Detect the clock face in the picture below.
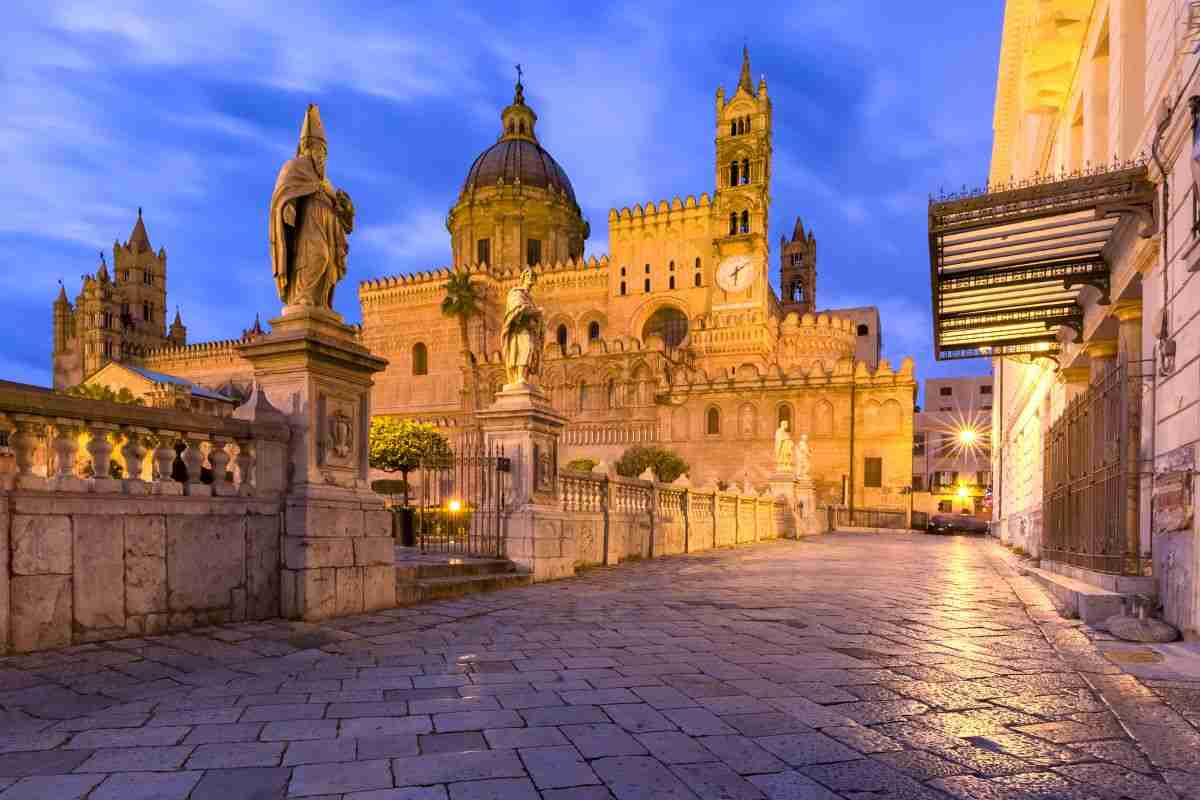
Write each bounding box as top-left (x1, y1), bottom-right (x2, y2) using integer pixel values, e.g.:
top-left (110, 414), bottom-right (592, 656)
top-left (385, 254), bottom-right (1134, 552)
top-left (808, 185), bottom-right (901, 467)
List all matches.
top-left (716, 255), bottom-right (756, 293)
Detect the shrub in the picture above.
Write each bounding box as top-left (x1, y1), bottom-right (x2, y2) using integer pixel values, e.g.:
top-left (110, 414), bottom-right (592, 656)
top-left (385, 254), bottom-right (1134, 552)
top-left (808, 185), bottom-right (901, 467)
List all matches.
top-left (369, 418), bottom-right (453, 505)
top-left (566, 457), bottom-right (597, 473)
top-left (615, 446), bottom-right (688, 483)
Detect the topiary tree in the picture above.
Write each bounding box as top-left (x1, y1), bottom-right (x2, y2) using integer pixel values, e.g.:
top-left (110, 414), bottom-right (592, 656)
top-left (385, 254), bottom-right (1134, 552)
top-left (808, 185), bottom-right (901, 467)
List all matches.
top-left (565, 457), bottom-right (597, 473)
top-left (615, 445), bottom-right (688, 484)
top-left (368, 418), bottom-right (453, 506)
top-left (63, 383), bottom-right (144, 405)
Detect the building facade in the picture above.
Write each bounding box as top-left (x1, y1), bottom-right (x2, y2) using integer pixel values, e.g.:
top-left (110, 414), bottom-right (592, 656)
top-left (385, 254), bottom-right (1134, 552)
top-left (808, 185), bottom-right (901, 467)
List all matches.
top-left (930, 0), bottom-right (1200, 636)
top-left (912, 375), bottom-right (993, 516)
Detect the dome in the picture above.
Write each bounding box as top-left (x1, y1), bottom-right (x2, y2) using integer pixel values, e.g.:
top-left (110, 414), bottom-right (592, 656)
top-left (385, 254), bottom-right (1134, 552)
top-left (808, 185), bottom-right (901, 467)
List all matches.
top-left (462, 138), bottom-right (577, 207)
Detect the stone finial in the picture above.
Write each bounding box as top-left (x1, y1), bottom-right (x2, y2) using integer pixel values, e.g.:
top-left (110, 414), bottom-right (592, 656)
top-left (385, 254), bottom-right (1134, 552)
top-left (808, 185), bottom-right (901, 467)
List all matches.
top-left (232, 381), bottom-right (287, 424)
top-left (638, 467), bottom-right (656, 482)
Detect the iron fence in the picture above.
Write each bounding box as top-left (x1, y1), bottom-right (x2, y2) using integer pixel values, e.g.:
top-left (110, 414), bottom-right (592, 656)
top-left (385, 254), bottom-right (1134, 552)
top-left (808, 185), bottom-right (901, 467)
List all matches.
top-left (412, 437), bottom-right (510, 558)
top-left (829, 506), bottom-right (908, 530)
top-left (1042, 361), bottom-right (1146, 575)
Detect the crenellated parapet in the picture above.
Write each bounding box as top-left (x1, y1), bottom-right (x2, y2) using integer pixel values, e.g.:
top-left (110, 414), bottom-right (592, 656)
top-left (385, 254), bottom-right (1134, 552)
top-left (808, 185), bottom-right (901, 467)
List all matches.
top-left (608, 194), bottom-right (713, 236)
top-left (359, 256), bottom-right (612, 308)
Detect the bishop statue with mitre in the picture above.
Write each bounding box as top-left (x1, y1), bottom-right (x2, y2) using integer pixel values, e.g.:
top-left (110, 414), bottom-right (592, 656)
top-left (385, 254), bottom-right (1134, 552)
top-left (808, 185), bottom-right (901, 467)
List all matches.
top-left (269, 104), bottom-right (355, 310)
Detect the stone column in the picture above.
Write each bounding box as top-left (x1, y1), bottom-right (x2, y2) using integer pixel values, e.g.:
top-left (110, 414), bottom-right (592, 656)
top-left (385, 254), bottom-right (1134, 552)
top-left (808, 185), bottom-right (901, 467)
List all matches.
top-left (238, 306), bottom-right (394, 620)
top-left (1085, 338), bottom-right (1119, 383)
top-left (476, 383), bottom-right (573, 581)
top-left (1057, 366), bottom-right (1090, 406)
top-left (1113, 300), bottom-right (1147, 566)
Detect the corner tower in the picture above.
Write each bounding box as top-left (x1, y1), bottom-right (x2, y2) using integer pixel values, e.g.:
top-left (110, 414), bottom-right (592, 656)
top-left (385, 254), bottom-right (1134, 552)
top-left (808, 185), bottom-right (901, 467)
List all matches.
top-left (712, 46), bottom-right (772, 305)
top-left (780, 217), bottom-right (816, 314)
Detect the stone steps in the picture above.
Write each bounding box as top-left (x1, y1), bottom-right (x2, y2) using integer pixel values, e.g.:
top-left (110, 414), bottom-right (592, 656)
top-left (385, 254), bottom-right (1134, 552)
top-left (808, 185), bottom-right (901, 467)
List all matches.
top-left (394, 559), bottom-right (531, 606)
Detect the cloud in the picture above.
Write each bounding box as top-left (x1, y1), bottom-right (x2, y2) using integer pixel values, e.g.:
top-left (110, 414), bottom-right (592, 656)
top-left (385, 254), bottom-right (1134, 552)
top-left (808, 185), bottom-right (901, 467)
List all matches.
top-left (357, 209), bottom-right (452, 273)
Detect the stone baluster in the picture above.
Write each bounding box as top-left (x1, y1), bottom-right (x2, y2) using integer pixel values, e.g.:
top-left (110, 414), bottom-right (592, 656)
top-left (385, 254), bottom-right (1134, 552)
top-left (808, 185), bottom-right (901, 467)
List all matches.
top-left (151, 430), bottom-right (177, 483)
top-left (86, 422), bottom-right (120, 491)
top-left (208, 437), bottom-right (234, 496)
top-left (235, 437), bottom-right (256, 494)
top-left (182, 433), bottom-right (208, 495)
top-left (120, 426), bottom-right (150, 486)
top-left (51, 418), bottom-right (84, 484)
top-left (10, 414), bottom-right (47, 488)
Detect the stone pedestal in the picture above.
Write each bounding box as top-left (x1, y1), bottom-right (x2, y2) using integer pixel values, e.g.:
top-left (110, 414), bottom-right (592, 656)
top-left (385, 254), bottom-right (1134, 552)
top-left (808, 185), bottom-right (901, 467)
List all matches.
top-left (769, 472), bottom-right (822, 537)
top-left (238, 306), bottom-right (395, 620)
top-left (476, 383), bottom-right (573, 581)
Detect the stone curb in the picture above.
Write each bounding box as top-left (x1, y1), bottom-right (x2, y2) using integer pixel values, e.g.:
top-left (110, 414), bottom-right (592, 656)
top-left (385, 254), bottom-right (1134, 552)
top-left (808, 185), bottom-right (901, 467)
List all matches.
top-left (983, 541), bottom-right (1200, 796)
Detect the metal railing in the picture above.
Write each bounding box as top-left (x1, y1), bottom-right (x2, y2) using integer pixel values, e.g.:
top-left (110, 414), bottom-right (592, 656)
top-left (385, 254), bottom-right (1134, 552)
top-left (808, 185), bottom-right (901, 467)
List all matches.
top-left (1043, 362), bottom-right (1146, 575)
top-left (412, 439), bottom-right (509, 558)
top-left (829, 506), bottom-right (908, 530)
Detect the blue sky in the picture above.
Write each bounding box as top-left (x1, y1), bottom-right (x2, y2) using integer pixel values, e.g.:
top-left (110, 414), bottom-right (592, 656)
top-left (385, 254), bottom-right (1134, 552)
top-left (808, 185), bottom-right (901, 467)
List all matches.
top-left (1, 1), bottom-right (1003, 393)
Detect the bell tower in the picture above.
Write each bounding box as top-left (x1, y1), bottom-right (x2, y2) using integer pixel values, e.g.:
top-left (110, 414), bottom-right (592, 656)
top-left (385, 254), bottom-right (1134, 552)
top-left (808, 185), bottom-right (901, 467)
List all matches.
top-left (712, 47), bottom-right (772, 306)
top-left (780, 217), bottom-right (816, 314)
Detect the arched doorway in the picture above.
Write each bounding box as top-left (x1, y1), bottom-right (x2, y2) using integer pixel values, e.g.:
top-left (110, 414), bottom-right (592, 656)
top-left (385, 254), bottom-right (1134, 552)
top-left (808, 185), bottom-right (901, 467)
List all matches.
top-left (642, 306), bottom-right (688, 348)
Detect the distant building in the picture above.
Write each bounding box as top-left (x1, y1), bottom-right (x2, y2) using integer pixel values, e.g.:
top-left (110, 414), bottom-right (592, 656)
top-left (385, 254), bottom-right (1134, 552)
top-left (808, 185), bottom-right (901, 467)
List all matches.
top-left (912, 375), bottom-right (993, 516)
top-left (83, 362), bottom-right (238, 417)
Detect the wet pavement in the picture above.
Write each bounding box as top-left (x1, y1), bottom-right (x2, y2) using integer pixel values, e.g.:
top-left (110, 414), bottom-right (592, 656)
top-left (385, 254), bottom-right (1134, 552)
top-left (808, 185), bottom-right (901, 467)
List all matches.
top-left (0, 532), bottom-right (1196, 798)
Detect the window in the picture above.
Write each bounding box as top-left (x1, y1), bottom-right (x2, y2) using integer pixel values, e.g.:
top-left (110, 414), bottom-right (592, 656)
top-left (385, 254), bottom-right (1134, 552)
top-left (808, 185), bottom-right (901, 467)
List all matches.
top-left (644, 278), bottom-right (651, 292)
top-left (728, 213), bottom-right (737, 236)
top-left (790, 282), bottom-right (805, 303)
top-left (737, 118), bottom-right (745, 135)
top-left (120, 270), bottom-right (130, 282)
top-left (939, 386), bottom-right (953, 396)
top-left (103, 340), bottom-right (112, 358)
top-left (669, 260), bottom-right (675, 272)
top-left (476, 238), bottom-right (490, 265)
top-left (412, 342), bottom-right (428, 376)
top-left (739, 210), bottom-right (749, 234)
top-left (669, 276), bottom-right (676, 289)
top-left (121, 302), bottom-right (130, 317)
top-left (694, 272), bottom-right (702, 287)
top-left (143, 270), bottom-right (153, 285)
top-left (741, 159), bottom-right (749, 184)
top-left (102, 312), bottom-right (113, 330)
top-left (912, 475), bottom-right (925, 491)
top-left (588, 321), bottom-right (600, 341)
top-left (977, 471), bottom-right (992, 487)
top-left (706, 407), bottom-right (721, 435)
top-left (913, 433), bottom-right (925, 456)
top-left (791, 253), bottom-right (802, 266)
top-left (980, 385), bottom-right (992, 395)
top-left (864, 457), bottom-right (883, 488)
top-left (695, 257), bottom-right (701, 271)
top-left (143, 302), bottom-right (151, 321)
top-left (777, 404), bottom-right (793, 428)
top-left (620, 266), bottom-right (626, 276)
top-left (856, 324), bottom-right (869, 336)
top-left (526, 238), bottom-right (541, 267)
top-left (619, 281), bottom-right (626, 295)
top-left (729, 162), bottom-right (739, 186)
top-left (745, 117), bottom-right (751, 132)
top-left (730, 121), bottom-right (737, 137)
top-left (644, 263), bottom-right (650, 273)
top-left (938, 500), bottom-right (953, 513)
top-left (556, 324), bottom-right (568, 350)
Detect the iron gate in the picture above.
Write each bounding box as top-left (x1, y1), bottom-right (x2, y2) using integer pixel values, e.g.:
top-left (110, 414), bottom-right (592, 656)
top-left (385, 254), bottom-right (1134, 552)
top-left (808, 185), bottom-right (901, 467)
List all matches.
top-left (1042, 361), bottom-right (1146, 575)
top-left (413, 436), bottom-right (510, 558)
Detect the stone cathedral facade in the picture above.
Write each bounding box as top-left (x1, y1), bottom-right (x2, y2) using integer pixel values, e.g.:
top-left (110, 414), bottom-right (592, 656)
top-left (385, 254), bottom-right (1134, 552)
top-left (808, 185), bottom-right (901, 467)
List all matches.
top-left (51, 50), bottom-right (917, 506)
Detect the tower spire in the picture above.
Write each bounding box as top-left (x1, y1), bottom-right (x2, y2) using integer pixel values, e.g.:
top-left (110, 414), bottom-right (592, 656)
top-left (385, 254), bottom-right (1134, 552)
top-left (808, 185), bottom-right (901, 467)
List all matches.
top-left (738, 45), bottom-right (754, 95)
top-left (128, 207), bottom-right (152, 253)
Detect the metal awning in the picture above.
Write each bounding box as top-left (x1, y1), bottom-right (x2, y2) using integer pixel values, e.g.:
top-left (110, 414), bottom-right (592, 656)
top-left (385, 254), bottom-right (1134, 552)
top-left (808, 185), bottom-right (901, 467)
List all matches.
top-left (928, 162), bottom-right (1156, 361)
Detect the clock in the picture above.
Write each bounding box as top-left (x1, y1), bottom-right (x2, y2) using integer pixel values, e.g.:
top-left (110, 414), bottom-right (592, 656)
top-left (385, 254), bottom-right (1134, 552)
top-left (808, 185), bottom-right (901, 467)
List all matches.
top-left (716, 255), bottom-right (756, 293)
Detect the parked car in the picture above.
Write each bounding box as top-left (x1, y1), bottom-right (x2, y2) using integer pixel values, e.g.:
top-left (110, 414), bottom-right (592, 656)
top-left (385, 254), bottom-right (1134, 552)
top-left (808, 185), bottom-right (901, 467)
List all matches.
top-left (927, 513), bottom-right (989, 535)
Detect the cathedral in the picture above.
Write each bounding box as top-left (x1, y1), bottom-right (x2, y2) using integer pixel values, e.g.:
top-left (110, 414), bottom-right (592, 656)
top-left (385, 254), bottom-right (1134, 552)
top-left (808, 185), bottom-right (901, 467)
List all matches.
top-left (51, 50), bottom-right (916, 506)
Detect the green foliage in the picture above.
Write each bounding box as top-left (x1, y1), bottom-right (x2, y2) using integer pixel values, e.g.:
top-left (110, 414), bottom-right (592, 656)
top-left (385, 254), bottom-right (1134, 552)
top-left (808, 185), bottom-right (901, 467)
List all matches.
top-left (441, 271), bottom-right (480, 357)
top-left (615, 446), bottom-right (688, 484)
top-left (63, 383), bottom-right (144, 405)
top-left (368, 418), bottom-right (452, 476)
top-left (565, 457), bottom-right (597, 473)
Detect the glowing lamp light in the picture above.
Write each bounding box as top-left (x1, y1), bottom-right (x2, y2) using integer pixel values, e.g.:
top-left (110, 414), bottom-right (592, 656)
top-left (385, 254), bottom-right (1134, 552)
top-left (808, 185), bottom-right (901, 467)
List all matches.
top-left (957, 485), bottom-right (970, 499)
top-left (447, 499), bottom-right (462, 513)
top-left (957, 428), bottom-right (977, 445)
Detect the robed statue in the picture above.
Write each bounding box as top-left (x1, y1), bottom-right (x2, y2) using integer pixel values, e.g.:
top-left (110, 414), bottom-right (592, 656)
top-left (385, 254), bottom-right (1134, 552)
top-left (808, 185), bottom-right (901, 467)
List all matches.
top-left (502, 269), bottom-right (545, 387)
top-left (269, 104), bottom-right (355, 309)
top-left (794, 433), bottom-right (812, 481)
top-left (774, 420), bottom-right (794, 472)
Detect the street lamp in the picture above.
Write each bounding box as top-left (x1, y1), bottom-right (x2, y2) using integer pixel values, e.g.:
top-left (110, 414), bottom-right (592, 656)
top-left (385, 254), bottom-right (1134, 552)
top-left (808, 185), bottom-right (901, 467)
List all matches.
top-left (957, 428), bottom-right (977, 446)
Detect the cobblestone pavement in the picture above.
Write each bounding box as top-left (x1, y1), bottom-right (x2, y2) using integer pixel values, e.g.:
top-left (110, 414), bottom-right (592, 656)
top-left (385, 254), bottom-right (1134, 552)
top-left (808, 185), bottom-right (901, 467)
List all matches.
top-left (0, 532), bottom-right (1197, 799)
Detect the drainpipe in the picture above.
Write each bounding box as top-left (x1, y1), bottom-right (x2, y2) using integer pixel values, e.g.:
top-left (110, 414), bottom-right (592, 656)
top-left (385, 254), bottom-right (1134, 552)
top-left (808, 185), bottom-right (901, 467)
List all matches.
top-left (848, 377), bottom-right (857, 517)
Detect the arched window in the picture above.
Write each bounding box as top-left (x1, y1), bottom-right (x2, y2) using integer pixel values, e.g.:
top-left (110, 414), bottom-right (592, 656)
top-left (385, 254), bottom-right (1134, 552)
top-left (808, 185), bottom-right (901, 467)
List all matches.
top-left (729, 161), bottom-right (739, 186)
top-left (706, 407), bottom-right (721, 435)
top-left (619, 281), bottom-right (626, 296)
top-left (740, 210), bottom-right (749, 234)
top-left (556, 324), bottom-right (568, 350)
top-left (588, 321), bottom-right (600, 341)
top-left (507, 121), bottom-right (514, 134)
top-left (642, 306), bottom-right (688, 348)
top-left (791, 282), bottom-right (805, 302)
top-left (644, 278), bottom-right (651, 292)
top-left (412, 342), bottom-right (428, 375)
top-left (745, 117), bottom-right (751, 132)
top-left (143, 301), bottom-right (152, 321)
top-left (737, 118), bottom-right (745, 135)
top-left (778, 403), bottom-right (793, 429)
top-left (694, 272), bottom-right (702, 287)
top-left (669, 260), bottom-right (675, 272)
top-left (518, 121), bottom-right (526, 134)
top-left (730, 121), bottom-right (737, 137)
top-left (856, 324), bottom-right (869, 336)
top-left (669, 276), bottom-right (676, 290)
top-left (729, 213), bottom-right (738, 236)
top-left (741, 159), bottom-right (750, 184)
top-left (695, 256), bottom-right (701, 270)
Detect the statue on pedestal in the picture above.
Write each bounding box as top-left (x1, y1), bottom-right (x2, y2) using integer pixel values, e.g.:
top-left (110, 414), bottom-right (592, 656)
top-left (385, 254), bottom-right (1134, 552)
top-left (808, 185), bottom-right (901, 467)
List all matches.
top-left (269, 104), bottom-right (355, 310)
top-left (502, 268), bottom-right (545, 388)
top-left (774, 420), bottom-right (794, 472)
top-left (794, 433), bottom-right (811, 481)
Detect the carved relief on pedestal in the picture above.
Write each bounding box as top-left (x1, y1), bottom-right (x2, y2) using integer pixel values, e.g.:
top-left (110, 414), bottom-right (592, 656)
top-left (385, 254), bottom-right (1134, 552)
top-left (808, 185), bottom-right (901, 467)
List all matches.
top-left (317, 392), bottom-right (358, 471)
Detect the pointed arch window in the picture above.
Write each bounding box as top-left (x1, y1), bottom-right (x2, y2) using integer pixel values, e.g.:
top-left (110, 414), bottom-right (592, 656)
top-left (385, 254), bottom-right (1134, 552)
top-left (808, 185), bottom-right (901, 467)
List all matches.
top-left (669, 276), bottom-right (676, 290)
top-left (741, 159), bottom-right (750, 184)
top-left (729, 161), bottom-right (739, 187)
top-left (777, 403), bottom-right (793, 429)
top-left (694, 272), bottom-right (702, 287)
top-left (729, 213), bottom-right (738, 236)
top-left (740, 210), bottom-right (749, 234)
top-left (588, 321), bottom-right (601, 341)
top-left (556, 324), bottom-right (568, 350)
top-left (412, 342), bottom-right (428, 375)
top-left (730, 121), bottom-right (737, 137)
top-left (745, 117), bottom-right (751, 132)
top-left (706, 407), bottom-right (721, 435)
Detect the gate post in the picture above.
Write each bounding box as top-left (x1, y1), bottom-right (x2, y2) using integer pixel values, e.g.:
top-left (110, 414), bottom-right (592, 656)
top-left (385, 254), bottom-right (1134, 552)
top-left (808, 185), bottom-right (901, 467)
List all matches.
top-left (476, 384), bottom-right (571, 581)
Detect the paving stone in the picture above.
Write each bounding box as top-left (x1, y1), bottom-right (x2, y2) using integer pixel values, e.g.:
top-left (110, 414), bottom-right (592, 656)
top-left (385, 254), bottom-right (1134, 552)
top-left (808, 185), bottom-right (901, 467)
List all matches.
top-left (327, 702), bottom-right (411, 718)
top-left (754, 732), bottom-right (863, 767)
top-left (630, 687), bottom-right (698, 709)
top-left (520, 706), bottom-right (610, 727)
top-left (748, 769), bottom-right (843, 800)
top-left (75, 745), bottom-right (193, 772)
top-left (540, 789), bottom-right (613, 800)
top-left (88, 770), bottom-right (203, 800)
top-left (420, 733), bottom-right (489, 754)
top-left (484, 727), bottom-right (569, 749)
top-left (0, 750), bottom-right (94, 777)
top-left (602, 703), bottom-right (676, 733)
top-left (821, 724), bottom-right (904, 754)
top-left (0, 774), bottom-right (105, 799)
top-left (671, 760), bottom-right (765, 799)
top-left (343, 717), bottom-right (434, 738)
top-left (633, 731), bottom-right (713, 764)
top-left (344, 788), bottom-right (448, 800)
top-left (392, 750), bottom-right (527, 786)
top-left (284, 736), bottom-right (358, 765)
top-left (660, 707), bottom-right (738, 736)
top-left (433, 710), bottom-right (524, 733)
top-left (929, 775), bottom-right (1037, 800)
top-left (261, 718), bottom-right (339, 741)
top-left (518, 745), bottom-right (600, 789)
top-left (560, 724), bottom-right (647, 758)
top-left (289, 758), bottom-right (395, 796)
top-left (189, 766), bottom-right (291, 800)
top-left (591, 755), bottom-right (698, 799)
top-left (357, 734), bottom-right (422, 759)
top-left (185, 741), bottom-right (285, 769)
top-left (874, 749), bottom-right (974, 781)
top-left (64, 726), bottom-right (189, 749)
top-left (1054, 763), bottom-right (1179, 800)
top-left (239, 703), bottom-right (326, 722)
top-left (181, 723), bottom-right (263, 744)
top-left (447, 778), bottom-right (540, 800)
